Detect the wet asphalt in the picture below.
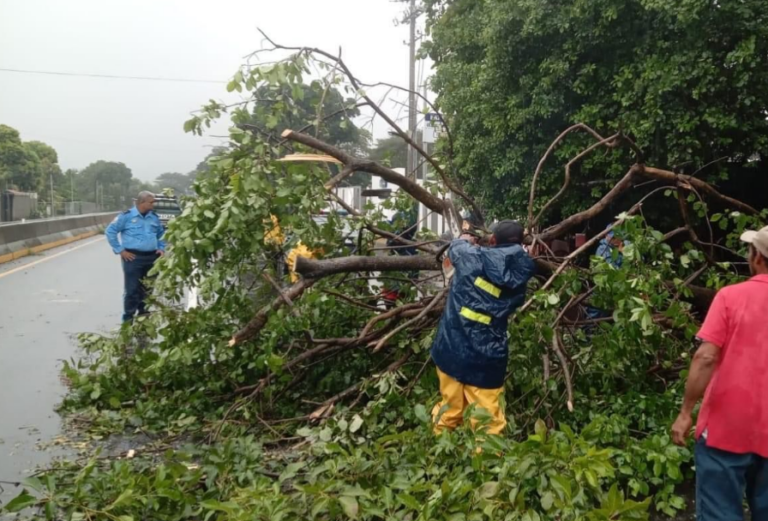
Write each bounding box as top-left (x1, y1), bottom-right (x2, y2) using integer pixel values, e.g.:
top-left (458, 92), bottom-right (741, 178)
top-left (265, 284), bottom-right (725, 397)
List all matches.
top-left (0, 237), bottom-right (122, 499)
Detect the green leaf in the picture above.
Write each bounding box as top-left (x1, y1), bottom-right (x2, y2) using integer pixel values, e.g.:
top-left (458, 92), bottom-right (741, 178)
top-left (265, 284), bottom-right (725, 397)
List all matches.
top-left (311, 498), bottom-right (329, 517)
top-left (106, 488), bottom-right (134, 511)
top-left (667, 464), bottom-right (681, 480)
top-left (4, 491), bottom-right (37, 512)
top-left (605, 483), bottom-right (622, 511)
top-left (349, 414), bottom-right (364, 433)
top-left (397, 492), bottom-right (421, 510)
top-left (550, 474), bottom-right (572, 501)
top-left (668, 495), bottom-right (686, 510)
top-left (204, 210), bottom-right (216, 218)
top-left (584, 470), bottom-right (598, 488)
top-left (547, 294), bottom-right (560, 306)
top-left (414, 404), bottom-right (430, 423)
top-left (540, 491), bottom-right (554, 511)
top-left (477, 481), bottom-right (500, 499)
top-left (339, 496), bottom-right (359, 519)
top-left (21, 477), bottom-right (44, 492)
top-left (201, 500), bottom-right (240, 515)
top-left (279, 461), bottom-right (306, 482)
top-left (109, 397), bottom-right (121, 408)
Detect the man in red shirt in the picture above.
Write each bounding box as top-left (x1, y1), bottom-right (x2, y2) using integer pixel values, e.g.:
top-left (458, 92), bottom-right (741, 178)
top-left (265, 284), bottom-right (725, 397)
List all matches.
top-left (672, 225), bottom-right (768, 521)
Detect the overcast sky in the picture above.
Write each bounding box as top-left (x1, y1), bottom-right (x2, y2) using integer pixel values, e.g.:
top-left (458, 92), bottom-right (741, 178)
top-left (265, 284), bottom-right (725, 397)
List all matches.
top-left (0, 0), bottom-right (423, 181)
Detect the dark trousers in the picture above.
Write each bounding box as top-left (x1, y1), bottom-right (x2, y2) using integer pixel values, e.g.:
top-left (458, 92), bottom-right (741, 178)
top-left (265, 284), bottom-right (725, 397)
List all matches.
top-left (696, 437), bottom-right (768, 521)
top-left (122, 253), bottom-right (158, 322)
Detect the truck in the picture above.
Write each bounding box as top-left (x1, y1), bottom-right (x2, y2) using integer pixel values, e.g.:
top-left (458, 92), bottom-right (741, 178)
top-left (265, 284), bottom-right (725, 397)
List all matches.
top-left (153, 195), bottom-right (182, 228)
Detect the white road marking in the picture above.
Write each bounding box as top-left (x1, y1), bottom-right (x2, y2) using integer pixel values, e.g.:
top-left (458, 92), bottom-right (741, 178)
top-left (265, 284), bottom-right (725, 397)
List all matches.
top-left (0, 237), bottom-right (105, 280)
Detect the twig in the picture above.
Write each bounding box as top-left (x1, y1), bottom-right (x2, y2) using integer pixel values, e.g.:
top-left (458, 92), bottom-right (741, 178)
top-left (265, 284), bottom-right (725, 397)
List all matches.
top-left (528, 124), bottom-right (607, 228)
top-left (532, 133), bottom-right (621, 228)
top-left (552, 332), bottom-right (574, 412)
top-left (321, 289), bottom-right (381, 312)
top-left (372, 289), bottom-right (447, 352)
top-left (404, 358), bottom-right (432, 397)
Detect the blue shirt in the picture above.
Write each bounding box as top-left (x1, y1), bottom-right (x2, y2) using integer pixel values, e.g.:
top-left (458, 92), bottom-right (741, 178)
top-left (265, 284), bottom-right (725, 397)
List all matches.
top-left (106, 206), bottom-right (166, 254)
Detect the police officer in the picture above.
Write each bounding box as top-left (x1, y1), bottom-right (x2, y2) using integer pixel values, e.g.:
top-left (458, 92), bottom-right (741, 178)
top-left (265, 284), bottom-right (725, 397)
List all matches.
top-left (106, 191), bottom-right (165, 322)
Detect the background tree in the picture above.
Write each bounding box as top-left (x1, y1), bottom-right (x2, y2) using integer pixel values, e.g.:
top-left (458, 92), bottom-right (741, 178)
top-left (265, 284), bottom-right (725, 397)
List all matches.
top-left (26, 140), bottom-right (64, 204)
top-left (76, 160), bottom-right (134, 210)
top-left (153, 171), bottom-right (196, 195)
top-left (244, 82), bottom-right (372, 186)
top-left (0, 124), bottom-right (44, 192)
top-left (424, 0), bottom-right (768, 223)
top-left (369, 134), bottom-right (409, 170)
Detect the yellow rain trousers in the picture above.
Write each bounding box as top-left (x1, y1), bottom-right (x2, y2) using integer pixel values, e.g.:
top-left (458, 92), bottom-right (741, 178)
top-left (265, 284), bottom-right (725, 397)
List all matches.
top-left (431, 368), bottom-right (506, 435)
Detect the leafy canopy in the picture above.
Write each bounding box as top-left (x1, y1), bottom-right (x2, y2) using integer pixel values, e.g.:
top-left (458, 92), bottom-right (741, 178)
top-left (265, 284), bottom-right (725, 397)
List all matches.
top-left (424, 0), bottom-right (768, 220)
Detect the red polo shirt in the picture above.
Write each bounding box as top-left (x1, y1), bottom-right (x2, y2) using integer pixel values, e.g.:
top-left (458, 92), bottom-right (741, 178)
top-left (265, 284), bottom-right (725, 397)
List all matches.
top-left (695, 274), bottom-right (768, 456)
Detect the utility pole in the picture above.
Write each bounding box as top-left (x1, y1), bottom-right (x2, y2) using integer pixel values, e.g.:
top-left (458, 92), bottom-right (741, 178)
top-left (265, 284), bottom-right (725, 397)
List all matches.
top-left (406, 0), bottom-right (418, 180)
top-left (50, 172), bottom-right (54, 217)
top-left (421, 82), bottom-right (429, 182)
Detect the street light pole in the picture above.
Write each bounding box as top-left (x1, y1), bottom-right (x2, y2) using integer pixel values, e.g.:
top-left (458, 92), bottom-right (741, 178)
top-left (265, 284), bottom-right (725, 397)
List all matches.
top-left (406, 0), bottom-right (417, 180)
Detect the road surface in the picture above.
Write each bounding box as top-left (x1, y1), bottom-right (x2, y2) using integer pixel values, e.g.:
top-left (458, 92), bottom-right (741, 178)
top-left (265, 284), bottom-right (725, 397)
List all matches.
top-left (0, 236), bottom-right (122, 499)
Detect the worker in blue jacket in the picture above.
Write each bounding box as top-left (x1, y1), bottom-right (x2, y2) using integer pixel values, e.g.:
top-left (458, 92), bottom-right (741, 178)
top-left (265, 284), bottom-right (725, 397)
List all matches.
top-left (431, 220), bottom-right (535, 435)
top-left (105, 191), bottom-right (165, 323)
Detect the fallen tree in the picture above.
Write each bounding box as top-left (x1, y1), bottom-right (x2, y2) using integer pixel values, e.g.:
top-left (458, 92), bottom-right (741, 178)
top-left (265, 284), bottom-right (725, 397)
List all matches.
top-left (9, 32), bottom-right (766, 521)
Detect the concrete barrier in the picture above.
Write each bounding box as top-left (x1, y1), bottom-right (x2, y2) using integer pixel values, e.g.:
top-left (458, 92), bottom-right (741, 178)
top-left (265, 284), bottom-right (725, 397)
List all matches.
top-left (0, 212), bottom-right (118, 264)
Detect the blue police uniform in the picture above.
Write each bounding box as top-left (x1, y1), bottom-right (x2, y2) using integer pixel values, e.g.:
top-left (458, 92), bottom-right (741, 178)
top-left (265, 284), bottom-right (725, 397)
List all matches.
top-left (431, 239), bottom-right (535, 389)
top-left (105, 206), bottom-right (166, 322)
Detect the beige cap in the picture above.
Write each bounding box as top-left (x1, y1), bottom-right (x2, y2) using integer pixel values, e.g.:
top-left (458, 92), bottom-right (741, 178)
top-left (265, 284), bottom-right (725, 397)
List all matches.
top-left (740, 225), bottom-right (768, 257)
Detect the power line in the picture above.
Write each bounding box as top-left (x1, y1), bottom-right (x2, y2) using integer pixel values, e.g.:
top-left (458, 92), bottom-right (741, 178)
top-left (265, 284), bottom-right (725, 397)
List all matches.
top-left (0, 67), bottom-right (225, 84)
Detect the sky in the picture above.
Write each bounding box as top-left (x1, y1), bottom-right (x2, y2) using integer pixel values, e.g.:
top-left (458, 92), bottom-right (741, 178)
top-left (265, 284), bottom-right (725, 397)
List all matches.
top-left (0, 0), bottom-right (424, 182)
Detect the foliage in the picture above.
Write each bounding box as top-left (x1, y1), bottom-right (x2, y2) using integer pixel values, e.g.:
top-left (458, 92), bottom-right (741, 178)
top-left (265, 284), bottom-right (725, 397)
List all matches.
top-left (369, 135), bottom-right (409, 171)
top-left (5, 38), bottom-right (767, 521)
top-left (246, 82), bottom-right (371, 186)
top-left (423, 0), bottom-right (768, 221)
top-left (75, 161), bottom-right (135, 210)
top-left (4, 410), bottom-right (669, 521)
top-left (24, 140), bottom-right (72, 209)
top-left (153, 172), bottom-right (197, 196)
top-left (0, 124), bottom-right (53, 192)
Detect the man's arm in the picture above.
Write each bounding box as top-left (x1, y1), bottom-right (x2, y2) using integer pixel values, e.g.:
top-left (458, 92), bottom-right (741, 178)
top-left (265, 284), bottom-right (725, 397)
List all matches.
top-left (105, 214), bottom-right (126, 254)
top-left (671, 341), bottom-right (720, 446)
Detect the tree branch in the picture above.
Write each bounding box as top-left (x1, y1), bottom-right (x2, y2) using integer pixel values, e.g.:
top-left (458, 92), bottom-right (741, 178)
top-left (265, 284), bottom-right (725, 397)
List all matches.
top-left (282, 129), bottom-right (447, 213)
top-left (643, 166), bottom-right (758, 215)
top-left (230, 279), bottom-right (315, 346)
top-left (295, 254), bottom-right (440, 279)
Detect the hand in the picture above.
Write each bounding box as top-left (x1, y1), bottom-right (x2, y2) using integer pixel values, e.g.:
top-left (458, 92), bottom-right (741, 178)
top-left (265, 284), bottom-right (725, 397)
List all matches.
top-left (671, 412), bottom-right (693, 446)
top-left (156, 250), bottom-right (165, 257)
top-left (460, 233), bottom-right (477, 245)
top-left (120, 250), bottom-right (136, 262)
